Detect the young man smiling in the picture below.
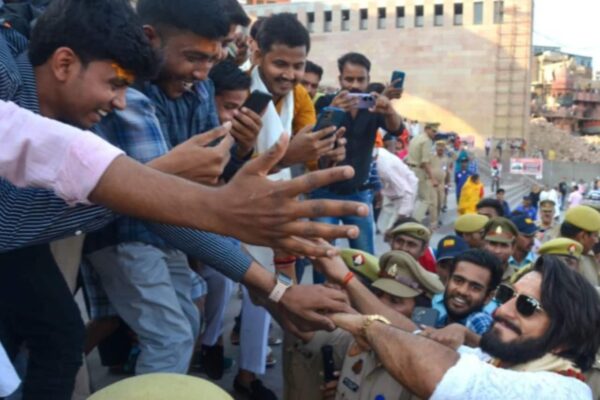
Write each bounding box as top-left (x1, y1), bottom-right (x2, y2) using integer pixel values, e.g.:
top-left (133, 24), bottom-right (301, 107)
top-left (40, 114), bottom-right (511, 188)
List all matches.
top-left (432, 249), bottom-right (503, 335)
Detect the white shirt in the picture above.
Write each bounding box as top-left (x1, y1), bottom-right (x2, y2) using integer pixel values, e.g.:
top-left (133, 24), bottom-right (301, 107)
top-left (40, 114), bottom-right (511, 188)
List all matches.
top-left (0, 100), bottom-right (124, 204)
top-left (0, 342), bottom-right (19, 397)
top-left (431, 347), bottom-right (592, 400)
top-left (376, 148), bottom-right (418, 215)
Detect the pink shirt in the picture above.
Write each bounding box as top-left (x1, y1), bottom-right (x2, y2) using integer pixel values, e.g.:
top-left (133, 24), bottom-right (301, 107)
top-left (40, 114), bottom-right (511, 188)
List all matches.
top-left (0, 100), bottom-right (124, 205)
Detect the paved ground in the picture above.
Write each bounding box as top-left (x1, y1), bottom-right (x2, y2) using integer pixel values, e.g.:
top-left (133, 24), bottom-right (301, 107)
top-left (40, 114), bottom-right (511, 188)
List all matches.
top-left (86, 153), bottom-right (533, 398)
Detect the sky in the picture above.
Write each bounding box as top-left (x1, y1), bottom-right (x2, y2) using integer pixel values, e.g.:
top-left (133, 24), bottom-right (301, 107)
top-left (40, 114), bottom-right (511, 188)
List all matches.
top-left (533, 0), bottom-right (600, 71)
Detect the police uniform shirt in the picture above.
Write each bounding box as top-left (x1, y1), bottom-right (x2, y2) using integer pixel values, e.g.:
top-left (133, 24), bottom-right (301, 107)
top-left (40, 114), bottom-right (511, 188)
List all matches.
top-left (579, 253), bottom-right (600, 287)
top-left (406, 134), bottom-right (433, 168)
top-left (336, 344), bottom-right (417, 400)
top-left (430, 154), bottom-right (450, 183)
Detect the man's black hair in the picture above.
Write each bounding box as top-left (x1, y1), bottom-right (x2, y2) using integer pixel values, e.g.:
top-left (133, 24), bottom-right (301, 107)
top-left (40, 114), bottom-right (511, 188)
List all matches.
top-left (29, 0), bottom-right (159, 80)
top-left (367, 82), bottom-right (385, 94)
top-left (528, 255), bottom-right (600, 370)
top-left (496, 188), bottom-right (505, 195)
top-left (137, 0), bottom-right (229, 40)
top-left (337, 52), bottom-right (371, 74)
top-left (560, 221), bottom-right (585, 238)
top-left (209, 60), bottom-right (251, 95)
top-left (305, 60), bottom-right (323, 80)
top-left (249, 17), bottom-right (266, 40)
top-left (476, 198), bottom-right (505, 217)
top-left (221, 0), bottom-right (251, 27)
top-left (449, 249), bottom-right (503, 293)
top-left (257, 13), bottom-right (310, 53)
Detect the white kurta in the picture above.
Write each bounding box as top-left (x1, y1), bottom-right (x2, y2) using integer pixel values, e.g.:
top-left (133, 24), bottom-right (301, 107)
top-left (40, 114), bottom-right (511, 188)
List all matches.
top-left (431, 347), bottom-right (591, 400)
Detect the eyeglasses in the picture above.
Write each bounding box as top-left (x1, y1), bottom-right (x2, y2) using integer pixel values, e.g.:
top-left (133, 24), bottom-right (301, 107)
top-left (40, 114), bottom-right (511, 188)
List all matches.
top-left (494, 283), bottom-right (544, 317)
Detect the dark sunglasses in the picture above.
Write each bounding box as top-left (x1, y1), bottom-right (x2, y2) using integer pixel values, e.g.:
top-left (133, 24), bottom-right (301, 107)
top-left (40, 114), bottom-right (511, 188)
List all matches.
top-left (494, 283), bottom-right (544, 317)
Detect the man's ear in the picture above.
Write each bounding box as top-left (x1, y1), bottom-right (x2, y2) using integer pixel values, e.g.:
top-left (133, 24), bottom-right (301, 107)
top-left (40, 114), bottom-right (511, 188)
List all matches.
top-left (143, 25), bottom-right (162, 48)
top-left (50, 47), bottom-right (80, 82)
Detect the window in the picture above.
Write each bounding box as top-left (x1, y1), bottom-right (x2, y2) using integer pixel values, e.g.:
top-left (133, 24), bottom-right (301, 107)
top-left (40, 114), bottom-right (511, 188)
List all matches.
top-left (324, 10), bottom-right (332, 32)
top-left (473, 2), bottom-right (483, 25)
top-left (434, 4), bottom-right (443, 26)
top-left (396, 6), bottom-right (405, 28)
top-left (377, 7), bottom-right (386, 29)
top-left (360, 8), bottom-right (368, 30)
top-left (454, 3), bottom-right (463, 25)
top-left (307, 12), bottom-right (315, 32)
top-left (341, 9), bottom-right (350, 31)
top-left (494, 1), bottom-right (504, 24)
top-left (415, 5), bottom-right (424, 27)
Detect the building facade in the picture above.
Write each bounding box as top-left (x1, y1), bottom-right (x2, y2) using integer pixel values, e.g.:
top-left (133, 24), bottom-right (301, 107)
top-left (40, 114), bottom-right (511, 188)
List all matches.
top-left (244, 0), bottom-right (533, 145)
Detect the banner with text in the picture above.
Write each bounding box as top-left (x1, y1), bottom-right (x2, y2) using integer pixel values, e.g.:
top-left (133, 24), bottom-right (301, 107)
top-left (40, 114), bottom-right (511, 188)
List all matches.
top-left (510, 158), bottom-right (543, 179)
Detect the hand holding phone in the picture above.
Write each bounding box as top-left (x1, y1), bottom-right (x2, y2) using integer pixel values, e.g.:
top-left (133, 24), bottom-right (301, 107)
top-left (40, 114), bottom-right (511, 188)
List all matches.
top-left (346, 93), bottom-right (376, 109)
top-left (411, 307), bottom-right (439, 327)
top-left (242, 90), bottom-right (273, 115)
top-left (391, 70), bottom-right (406, 89)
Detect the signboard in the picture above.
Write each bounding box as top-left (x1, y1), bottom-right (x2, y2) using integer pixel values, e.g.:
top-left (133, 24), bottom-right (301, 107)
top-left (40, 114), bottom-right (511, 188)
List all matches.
top-left (510, 158), bottom-right (543, 179)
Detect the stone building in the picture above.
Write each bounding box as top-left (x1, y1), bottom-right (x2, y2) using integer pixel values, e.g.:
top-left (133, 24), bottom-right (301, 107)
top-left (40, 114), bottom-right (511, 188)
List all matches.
top-left (244, 0), bottom-right (533, 145)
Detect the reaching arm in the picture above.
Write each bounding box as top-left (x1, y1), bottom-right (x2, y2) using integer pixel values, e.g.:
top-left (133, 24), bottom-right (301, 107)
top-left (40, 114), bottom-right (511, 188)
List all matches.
top-left (332, 314), bottom-right (460, 399)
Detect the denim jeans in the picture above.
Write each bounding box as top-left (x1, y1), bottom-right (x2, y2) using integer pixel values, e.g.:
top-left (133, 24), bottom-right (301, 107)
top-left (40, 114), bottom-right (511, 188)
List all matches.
top-left (310, 188), bottom-right (375, 283)
top-left (0, 244), bottom-right (84, 400)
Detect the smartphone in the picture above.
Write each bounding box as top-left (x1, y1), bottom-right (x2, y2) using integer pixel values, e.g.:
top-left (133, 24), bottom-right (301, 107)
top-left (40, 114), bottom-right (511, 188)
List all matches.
top-left (391, 70), bottom-right (406, 89)
top-left (321, 345), bottom-right (336, 383)
top-left (313, 106), bottom-right (346, 136)
top-left (242, 90), bottom-right (272, 115)
top-left (347, 93), bottom-right (376, 109)
top-left (411, 307), bottom-right (439, 328)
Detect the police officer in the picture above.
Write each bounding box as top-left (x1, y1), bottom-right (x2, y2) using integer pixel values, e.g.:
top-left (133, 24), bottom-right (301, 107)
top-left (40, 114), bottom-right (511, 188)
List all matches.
top-left (537, 199), bottom-right (557, 243)
top-left (429, 140), bottom-right (451, 228)
top-left (482, 217), bottom-right (519, 283)
top-left (405, 123), bottom-right (438, 228)
top-left (556, 205), bottom-right (600, 286)
top-left (454, 214), bottom-right (489, 249)
top-left (508, 214), bottom-right (538, 269)
top-left (332, 251), bottom-right (443, 400)
top-left (283, 249), bottom-right (380, 400)
top-left (510, 238), bottom-right (583, 283)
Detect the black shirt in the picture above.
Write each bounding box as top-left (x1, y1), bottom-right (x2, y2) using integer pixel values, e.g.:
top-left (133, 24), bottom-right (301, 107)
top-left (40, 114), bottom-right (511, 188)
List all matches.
top-left (315, 94), bottom-right (402, 193)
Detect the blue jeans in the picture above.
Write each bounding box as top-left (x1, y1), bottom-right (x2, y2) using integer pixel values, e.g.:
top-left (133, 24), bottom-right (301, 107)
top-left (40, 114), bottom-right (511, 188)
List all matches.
top-left (310, 188), bottom-right (375, 283)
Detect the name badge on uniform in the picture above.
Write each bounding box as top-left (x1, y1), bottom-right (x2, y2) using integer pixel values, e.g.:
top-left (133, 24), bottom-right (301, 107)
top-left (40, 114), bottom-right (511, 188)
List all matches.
top-left (342, 377), bottom-right (360, 392)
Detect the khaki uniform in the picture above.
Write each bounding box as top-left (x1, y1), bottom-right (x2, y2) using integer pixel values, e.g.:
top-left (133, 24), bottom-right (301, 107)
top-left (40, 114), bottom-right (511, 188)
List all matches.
top-left (336, 341), bottom-right (418, 400)
top-left (283, 329), bottom-right (352, 400)
top-left (406, 133), bottom-right (433, 223)
top-left (429, 154), bottom-right (450, 227)
top-left (536, 222), bottom-right (556, 244)
top-left (579, 253), bottom-right (600, 287)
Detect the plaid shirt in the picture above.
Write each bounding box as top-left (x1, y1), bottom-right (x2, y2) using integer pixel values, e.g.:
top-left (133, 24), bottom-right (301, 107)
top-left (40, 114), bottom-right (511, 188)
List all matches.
top-left (432, 293), bottom-right (494, 335)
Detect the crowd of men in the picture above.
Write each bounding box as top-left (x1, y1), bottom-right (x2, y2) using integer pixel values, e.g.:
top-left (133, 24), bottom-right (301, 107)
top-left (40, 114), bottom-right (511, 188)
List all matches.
top-left (1, 0), bottom-right (600, 399)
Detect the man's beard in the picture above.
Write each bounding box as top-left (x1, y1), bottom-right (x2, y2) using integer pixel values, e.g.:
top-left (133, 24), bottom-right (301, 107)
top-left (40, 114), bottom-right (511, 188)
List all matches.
top-left (480, 318), bottom-right (551, 365)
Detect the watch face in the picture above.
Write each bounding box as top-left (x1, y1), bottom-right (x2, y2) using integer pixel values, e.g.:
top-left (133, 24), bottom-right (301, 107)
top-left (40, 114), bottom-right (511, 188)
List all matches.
top-left (277, 273), bottom-right (293, 286)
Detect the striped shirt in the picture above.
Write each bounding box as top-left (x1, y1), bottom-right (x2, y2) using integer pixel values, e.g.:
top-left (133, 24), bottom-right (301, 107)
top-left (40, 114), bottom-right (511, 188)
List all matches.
top-left (0, 28), bottom-right (251, 281)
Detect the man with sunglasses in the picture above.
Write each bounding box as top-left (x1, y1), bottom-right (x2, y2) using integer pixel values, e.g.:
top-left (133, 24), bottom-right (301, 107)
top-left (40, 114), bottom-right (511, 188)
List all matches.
top-left (482, 217), bottom-right (520, 283)
top-left (327, 255), bottom-right (600, 399)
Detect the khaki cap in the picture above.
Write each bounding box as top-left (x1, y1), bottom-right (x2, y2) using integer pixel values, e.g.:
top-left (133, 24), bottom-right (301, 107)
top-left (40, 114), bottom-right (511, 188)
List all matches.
top-left (538, 238), bottom-right (583, 259)
top-left (390, 222), bottom-right (431, 243)
top-left (372, 251), bottom-right (444, 299)
top-left (88, 373), bottom-right (233, 400)
top-left (340, 248), bottom-right (380, 282)
top-left (564, 205), bottom-right (600, 232)
top-left (484, 217), bottom-right (518, 244)
top-left (455, 214), bottom-right (489, 234)
top-left (425, 122), bottom-right (440, 131)
top-left (435, 140), bottom-right (446, 147)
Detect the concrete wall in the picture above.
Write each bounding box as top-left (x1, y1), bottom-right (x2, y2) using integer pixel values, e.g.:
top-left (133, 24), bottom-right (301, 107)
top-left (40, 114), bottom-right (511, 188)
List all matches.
top-left (541, 161), bottom-right (600, 187)
top-left (245, 0), bottom-right (533, 147)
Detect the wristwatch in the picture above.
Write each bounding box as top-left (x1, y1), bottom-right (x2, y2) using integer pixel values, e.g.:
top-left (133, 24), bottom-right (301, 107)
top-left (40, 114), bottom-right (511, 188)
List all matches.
top-left (268, 272), bottom-right (293, 303)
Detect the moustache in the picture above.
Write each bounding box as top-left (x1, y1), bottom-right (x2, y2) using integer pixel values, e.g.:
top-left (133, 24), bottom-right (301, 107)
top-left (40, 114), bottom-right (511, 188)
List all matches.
top-left (493, 315), bottom-right (522, 335)
top-left (349, 88), bottom-right (362, 94)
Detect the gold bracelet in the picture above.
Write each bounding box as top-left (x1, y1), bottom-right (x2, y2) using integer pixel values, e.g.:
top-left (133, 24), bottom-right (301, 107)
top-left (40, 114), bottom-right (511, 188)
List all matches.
top-left (361, 314), bottom-right (391, 337)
